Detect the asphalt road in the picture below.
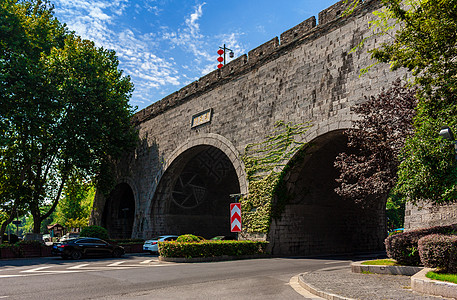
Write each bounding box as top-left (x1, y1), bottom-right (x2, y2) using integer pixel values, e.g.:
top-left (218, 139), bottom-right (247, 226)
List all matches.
top-left (0, 254), bottom-right (351, 299)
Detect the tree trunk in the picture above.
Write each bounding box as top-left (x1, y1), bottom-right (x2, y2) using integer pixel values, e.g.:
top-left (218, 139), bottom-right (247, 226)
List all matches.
top-left (0, 207), bottom-right (17, 244)
top-left (31, 174), bottom-right (67, 233)
top-left (31, 205), bottom-right (42, 234)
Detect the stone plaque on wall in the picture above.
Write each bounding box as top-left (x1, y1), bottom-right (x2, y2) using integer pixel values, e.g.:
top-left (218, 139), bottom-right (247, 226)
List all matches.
top-left (191, 108), bottom-right (212, 128)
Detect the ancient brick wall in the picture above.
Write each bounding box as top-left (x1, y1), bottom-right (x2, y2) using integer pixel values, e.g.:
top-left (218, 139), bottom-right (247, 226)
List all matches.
top-left (92, 0), bottom-right (411, 254)
top-left (404, 201), bottom-right (457, 231)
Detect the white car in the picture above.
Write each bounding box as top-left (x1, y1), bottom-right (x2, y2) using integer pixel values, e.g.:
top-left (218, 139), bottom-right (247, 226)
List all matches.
top-left (143, 235), bottom-right (178, 254)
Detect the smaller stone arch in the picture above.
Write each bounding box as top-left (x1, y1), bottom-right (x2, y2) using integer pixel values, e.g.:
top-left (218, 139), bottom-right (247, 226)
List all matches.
top-left (101, 180), bottom-right (138, 239)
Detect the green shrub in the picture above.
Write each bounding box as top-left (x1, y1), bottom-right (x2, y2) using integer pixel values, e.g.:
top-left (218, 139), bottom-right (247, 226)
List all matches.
top-left (0, 243), bottom-right (22, 257)
top-left (17, 240), bottom-right (43, 247)
top-left (418, 234), bottom-right (457, 273)
top-left (159, 240), bottom-right (268, 258)
top-left (385, 223), bottom-right (457, 266)
top-left (176, 234), bottom-right (201, 243)
top-left (80, 225), bottom-right (109, 240)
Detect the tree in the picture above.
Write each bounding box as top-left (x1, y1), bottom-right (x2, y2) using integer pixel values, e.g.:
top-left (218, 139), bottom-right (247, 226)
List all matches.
top-left (340, 0), bottom-right (457, 204)
top-left (367, 0), bottom-right (457, 203)
top-left (0, 0), bottom-right (137, 239)
top-left (54, 174), bottom-right (95, 231)
top-left (335, 79), bottom-right (417, 205)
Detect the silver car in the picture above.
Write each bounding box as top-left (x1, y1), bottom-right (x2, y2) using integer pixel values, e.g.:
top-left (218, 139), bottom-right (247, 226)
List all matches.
top-left (143, 235), bottom-right (178, 254)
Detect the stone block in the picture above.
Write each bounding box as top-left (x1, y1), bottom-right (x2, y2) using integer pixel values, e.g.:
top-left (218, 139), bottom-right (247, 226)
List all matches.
top-left (248, 37), bottom-right (279, 65)
top-left (280, 17), bottom-right (317, 45)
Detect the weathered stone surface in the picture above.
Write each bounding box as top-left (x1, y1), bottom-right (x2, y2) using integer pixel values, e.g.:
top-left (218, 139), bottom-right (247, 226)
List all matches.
top-left (91, 0), bottom-right (426, 255)
top-left (280, 17), bottom-right (316, 45)
top-left (404, 201), bottom-right (457, 230)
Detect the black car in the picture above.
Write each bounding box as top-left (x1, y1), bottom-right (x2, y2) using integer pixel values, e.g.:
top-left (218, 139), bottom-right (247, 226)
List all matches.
top-left (52, 237), bottom-right (124, 259)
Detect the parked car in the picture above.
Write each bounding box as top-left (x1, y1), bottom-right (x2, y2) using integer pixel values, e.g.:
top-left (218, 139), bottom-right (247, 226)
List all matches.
top-left (52, 237), bottom-right (124, 259)
top-left (59, 232), bottom-right (80, 242)
top-left (143, 235), bottom-right (179, 254)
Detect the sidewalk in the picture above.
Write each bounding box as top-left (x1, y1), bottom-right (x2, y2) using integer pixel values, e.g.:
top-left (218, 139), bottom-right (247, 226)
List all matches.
top-left (298, 265), bottom-right (444, 300)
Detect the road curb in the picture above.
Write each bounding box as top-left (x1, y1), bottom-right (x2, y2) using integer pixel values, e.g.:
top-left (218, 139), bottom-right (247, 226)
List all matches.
top-left (351, 261), bottom-right (423, 276)
top-left (298, 273), bottom-right (355, 300)
top-left (411, 268), bottom-right (457, 299)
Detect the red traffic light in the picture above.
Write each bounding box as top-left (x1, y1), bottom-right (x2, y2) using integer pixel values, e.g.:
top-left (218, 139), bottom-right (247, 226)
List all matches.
top-left (217, 63), bottom-right (223, 69)
top-left (217, 49), bottom-right (224, 55)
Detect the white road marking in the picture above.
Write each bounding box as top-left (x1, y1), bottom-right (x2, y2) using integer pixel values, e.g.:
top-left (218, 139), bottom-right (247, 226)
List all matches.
top-left (0, 260), bottom-right (172, 279)
top-left (140, 260), bottom-right (153, 264)
top-left (107, 261), bottom-right (125, 267)
top-left (67, 264), bottom-right (90, 269)
top-left (21, 266), bottom-right (51, 273)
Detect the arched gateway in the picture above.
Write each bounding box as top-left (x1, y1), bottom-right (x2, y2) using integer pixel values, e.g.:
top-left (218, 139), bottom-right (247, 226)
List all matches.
top-left (92, 0), bottom-right (406, 255)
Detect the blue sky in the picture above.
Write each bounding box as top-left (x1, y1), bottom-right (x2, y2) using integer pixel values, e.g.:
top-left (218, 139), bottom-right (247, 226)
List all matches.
top-left (52, 0), bottom-right (338, 111)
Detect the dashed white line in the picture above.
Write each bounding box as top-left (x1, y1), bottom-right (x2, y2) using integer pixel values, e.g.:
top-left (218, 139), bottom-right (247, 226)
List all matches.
top-left (21, 266), bottom-right (51, 273)
top-left (107, 261), bottom-right (125, 267)
top-left (67, 264), bottom-right (90, 269)
top-left (140, 260), bottom-right (153, 264)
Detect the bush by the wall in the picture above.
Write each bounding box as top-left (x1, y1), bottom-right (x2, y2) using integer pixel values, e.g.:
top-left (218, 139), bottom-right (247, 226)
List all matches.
top-left (176, 234), bottom-right (200, 243)
top-left (418, 234), bottom-right (457, 273)
top-left (80, 225), bottom-right (109, 240)
top-left (385, 223), bottom-right (457, 266)
top-left (159, 240), bottom-right (268, 258)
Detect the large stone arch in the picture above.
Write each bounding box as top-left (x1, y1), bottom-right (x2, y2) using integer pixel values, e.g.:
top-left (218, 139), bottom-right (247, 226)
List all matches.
top-left (144, 134), bottom-right (246, 238)
top-left (267, 129), bottom-right (386, 255)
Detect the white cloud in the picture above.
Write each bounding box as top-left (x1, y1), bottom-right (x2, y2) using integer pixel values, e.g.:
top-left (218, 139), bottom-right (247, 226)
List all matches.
top-left (52, 0), bottom-right (246, 109)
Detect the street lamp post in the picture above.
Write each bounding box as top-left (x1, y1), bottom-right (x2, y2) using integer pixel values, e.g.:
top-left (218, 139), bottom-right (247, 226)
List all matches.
top-left (439, 126), bottom-right (457, 159)
top-left (217, 44), bottom-right (234, 69)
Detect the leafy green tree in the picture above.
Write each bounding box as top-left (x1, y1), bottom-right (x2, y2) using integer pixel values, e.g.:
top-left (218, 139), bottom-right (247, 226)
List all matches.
top-left (367, 0), bottom-right (457, 203)
top-left (342, 0), bottom-right (457, 204)
top-left (0, 0), bottom-right (137, 239)
top-left (54, 175), bottom-right (95, 231)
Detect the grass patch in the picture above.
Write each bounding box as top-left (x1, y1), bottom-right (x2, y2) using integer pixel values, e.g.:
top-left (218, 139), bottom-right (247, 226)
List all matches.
top-left (426, 271), bottom-right (457, 284)
top-left (361, 259), bottom-right (401, 266)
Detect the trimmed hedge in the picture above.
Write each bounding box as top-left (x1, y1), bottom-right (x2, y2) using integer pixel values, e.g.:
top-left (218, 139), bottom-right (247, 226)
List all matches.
top-left (159, 240), bottom-right (268, 258)
top-left (385, 223), bottom-right (457, 266)
top-left (176, 234), bottom-right (200, 243)
top-left (418, 234), bottom-right (457, 273)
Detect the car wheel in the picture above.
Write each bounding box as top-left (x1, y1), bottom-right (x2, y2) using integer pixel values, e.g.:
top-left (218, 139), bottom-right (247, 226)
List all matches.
top-left (112, 249), bottom-right (123, 258)
top-left (70, 250), bottom-right (82, 260)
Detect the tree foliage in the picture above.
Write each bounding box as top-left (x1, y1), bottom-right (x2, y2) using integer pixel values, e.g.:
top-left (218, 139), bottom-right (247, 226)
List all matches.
top-left (54, 174), bottom-right (94, 231)
top-left (335, 79), bottom-right (417, 205)
top-left (342, 0), bottom-right (457, 204)
top-left (0, 0), bottom-right (137, 238)
top-left (368, 0), bottom-right (457, 203)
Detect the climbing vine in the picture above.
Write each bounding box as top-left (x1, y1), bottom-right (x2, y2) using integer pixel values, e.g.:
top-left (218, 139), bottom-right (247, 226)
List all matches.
top-left (240, 121), bottom-right (312, 233)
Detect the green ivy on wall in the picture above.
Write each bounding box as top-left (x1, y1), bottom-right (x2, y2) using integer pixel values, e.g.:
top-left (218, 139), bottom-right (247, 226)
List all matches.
top-left (240, 121), bottom-right (312, 233)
